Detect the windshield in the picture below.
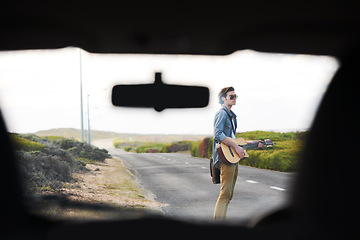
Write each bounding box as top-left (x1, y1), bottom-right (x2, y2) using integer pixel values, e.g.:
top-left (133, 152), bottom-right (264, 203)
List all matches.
top-left (0, 48), bottom-right (339, 223)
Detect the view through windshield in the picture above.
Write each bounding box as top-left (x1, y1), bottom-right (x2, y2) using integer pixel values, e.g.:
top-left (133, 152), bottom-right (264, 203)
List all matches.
top-left (0, 48), bottom-right (339, 223)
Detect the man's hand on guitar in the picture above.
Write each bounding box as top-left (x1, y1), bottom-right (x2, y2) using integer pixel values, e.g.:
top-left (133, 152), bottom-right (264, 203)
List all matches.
top-left (221, 137), bottom-right (246, 159)
top-left (234, 145), bottom-right (246, 159)
top-left (247, 140), bottom-right (263, 148)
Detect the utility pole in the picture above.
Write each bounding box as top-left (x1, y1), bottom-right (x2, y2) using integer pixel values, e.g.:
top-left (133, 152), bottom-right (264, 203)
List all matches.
top-left (79, 48), bottom-right (85, 143)
top-left (87, 94), bottom-right (91, 145)
top-left (86, 88), bottom-right (107, 145)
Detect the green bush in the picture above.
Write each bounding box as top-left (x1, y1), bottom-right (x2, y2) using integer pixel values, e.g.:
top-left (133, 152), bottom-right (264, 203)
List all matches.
top-left (115, 140), bottom-right (192, 154)
top-left (236, 130), bottom-right (309, 141)
top-left (163, 141), bottom-right (191, 153)
top-left (113, 131), bottom-right (305, 172)
top-left (113, 138), bottom-right (124, 148)
top-left (190, 141), bottom-right (201, 158)
top-left (160, 144), bottom-right (170, 153)
top-left (124, 146), bottom-right (133, 152)
top-left (52, 139), bottom-right (110, 161)
top-left (113, 138), bottom-right (140, 152)
top-left (208, 138), bottom-right (213, 159)
top-left (189, 131), bottom-right (307, 172)
top-left (135, 143), bottom-right (165, 153)
top-left (11, 133), bottom-right (111, 194)
top-left (10, 134), bottom-right (45, 152)
top-left (16, 151), bottom-right (73, 194)
top-left (243, 145), bottom-right (301, 172)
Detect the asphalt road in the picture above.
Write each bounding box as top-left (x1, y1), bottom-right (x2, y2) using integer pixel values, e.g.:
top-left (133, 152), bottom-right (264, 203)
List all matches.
top-left (97, 140), bottom-right (294, 224)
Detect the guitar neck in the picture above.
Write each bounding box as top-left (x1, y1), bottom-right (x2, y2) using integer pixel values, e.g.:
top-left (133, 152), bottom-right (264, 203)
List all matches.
top-left (240, 139), bottom-right (273, 150)
top-left (242, 142), bottom-right (260, 150)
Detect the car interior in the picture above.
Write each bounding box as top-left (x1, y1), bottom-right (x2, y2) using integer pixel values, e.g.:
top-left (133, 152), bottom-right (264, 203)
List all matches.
top-left (1, 0), bottom-right (359, 239)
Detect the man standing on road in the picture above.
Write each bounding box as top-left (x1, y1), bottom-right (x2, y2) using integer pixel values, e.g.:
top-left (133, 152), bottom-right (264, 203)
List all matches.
top-left (212, 86), bottom-right (262, 220)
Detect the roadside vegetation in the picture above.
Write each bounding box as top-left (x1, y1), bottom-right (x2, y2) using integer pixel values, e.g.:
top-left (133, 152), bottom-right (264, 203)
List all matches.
top-left (114, 131), bottom-right (308, 172)
top-left (10, 133), bottom-right (163, 219)
top-left (10, 133), bottom-right (110, 194)
top-left (113, 138), bottom-right (192, 154)
top-left (236, 131), bottom-right (307, 172)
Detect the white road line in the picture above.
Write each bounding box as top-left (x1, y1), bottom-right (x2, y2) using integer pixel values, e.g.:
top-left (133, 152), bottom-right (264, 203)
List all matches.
top-left (246, 180), bottom-right (258, 184)
top-left (201, 167), bottom-right (207, 169)
top-left (185, 162), bottom-right (189, 165)
top-left (270, 186), bottom-right (286, 191)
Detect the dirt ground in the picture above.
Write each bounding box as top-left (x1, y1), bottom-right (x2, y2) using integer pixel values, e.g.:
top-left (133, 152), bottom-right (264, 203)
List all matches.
top-left (34, 157), bottom-right (165, 220)
top-left (70, 158), bottom-right (162, 207)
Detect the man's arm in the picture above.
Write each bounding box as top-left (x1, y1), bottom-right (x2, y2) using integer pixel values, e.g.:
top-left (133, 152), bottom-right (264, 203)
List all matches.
top-left (221, 137), bottom-right (246, 159)
top-left (246, 140), bottom-right (264, 148)
top-left (214, 110), bottom-right (247, 159)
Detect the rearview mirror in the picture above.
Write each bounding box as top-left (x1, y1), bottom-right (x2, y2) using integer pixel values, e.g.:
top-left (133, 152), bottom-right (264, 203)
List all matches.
top-left (112, 72), bottom-right (209, 112)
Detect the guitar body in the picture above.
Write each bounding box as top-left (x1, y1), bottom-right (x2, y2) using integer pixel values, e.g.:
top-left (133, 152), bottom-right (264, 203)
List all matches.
top-left (217, 137), bottom-right (249, 165)
top-left (217, 137), bottom-right (273, 165)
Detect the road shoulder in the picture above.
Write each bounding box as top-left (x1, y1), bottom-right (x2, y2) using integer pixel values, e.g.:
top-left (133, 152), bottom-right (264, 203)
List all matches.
top-left (64, 156), bottom-right (165, 212)
top-left (34, 152), bottom-right (165, 220)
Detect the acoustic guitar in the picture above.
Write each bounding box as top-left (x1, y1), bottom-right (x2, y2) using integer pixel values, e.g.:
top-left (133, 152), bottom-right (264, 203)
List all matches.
top-left (217, 137), bottom-right (273, 165)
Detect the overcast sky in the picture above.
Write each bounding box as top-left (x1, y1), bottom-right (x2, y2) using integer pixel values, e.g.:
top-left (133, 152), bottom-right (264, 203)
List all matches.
top-left (0, 48), bottom-right (339, 135)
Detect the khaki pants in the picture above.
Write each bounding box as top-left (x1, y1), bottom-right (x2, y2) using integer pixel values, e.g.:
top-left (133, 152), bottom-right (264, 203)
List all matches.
top-left (213, 162), bottom-right (238, 220)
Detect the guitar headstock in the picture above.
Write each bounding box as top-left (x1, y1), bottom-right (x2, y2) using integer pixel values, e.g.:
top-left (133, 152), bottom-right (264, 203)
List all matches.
top-left (263, 139), bottom-right (274, 147)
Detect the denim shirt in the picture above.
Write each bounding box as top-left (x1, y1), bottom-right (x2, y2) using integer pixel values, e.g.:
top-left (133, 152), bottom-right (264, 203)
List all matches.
top-left (212, 105), bottom-right (237, 168)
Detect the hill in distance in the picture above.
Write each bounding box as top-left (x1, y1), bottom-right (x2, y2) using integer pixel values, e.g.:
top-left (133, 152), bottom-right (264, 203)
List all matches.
top-left (35, 128), bottom-right (208, 143)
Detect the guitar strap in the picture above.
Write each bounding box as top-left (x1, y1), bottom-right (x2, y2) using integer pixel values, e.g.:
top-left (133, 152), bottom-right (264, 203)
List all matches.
top-left (222, 108), bottom-right (236, 136)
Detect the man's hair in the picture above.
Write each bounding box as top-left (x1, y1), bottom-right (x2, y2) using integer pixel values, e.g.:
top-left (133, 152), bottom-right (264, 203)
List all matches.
top-left (218, 86), bottom-right (235, 104)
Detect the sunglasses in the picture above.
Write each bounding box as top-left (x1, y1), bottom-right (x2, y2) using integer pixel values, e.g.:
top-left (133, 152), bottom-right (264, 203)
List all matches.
top-left (228, 94), bottom-right (238, 100)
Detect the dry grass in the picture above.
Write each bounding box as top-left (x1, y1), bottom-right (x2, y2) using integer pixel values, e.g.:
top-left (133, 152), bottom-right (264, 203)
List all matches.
top-left (32, 157), bottom-right (165, 220)
top-left (69, 158), bottom-right (163, 208)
